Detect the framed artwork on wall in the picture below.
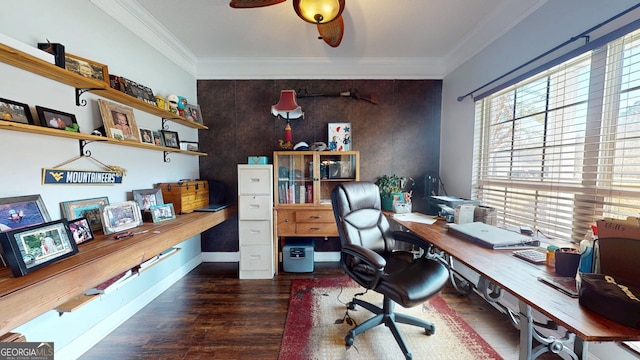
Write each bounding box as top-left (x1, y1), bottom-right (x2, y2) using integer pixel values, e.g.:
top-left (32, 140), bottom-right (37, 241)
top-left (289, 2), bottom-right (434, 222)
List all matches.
top-left (64, 53), bottom-right (109, 83)
top-left (328, 122), bottom-right (351, 151)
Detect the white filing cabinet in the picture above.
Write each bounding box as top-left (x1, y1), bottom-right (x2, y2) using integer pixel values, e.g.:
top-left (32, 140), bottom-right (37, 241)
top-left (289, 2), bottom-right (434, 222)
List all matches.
top-left (238, 164), bottom-right (274, 279)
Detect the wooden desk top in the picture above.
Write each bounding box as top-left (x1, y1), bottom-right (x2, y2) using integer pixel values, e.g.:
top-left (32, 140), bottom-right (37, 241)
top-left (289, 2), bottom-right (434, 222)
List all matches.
top-left (391, 217), bottom-right (640, 342)
top-left (0, 206), bottom-right (235, 335)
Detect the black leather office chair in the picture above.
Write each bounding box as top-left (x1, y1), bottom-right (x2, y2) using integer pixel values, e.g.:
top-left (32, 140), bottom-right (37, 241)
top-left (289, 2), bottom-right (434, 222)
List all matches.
top-left (331, 182), bottom-right (450, 360)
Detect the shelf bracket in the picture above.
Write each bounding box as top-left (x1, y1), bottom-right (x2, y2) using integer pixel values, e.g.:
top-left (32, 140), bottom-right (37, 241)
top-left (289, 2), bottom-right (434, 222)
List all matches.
top-left (75, 88), bottom-right (104, 107)
top-left (78, 139), bottom-right (106, 157)
top-left (161, 118), bottom-right (169, 130)
top-left (163, 151), bottom-right (172, 163)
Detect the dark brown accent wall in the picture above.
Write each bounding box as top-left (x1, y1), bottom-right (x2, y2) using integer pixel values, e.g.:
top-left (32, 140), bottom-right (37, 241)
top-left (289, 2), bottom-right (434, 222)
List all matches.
top-left (197, 79), bottom-right (442, 252)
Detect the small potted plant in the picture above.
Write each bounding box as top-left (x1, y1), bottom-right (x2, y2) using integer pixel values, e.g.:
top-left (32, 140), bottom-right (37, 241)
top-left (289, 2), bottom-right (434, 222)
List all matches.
top-left (375, 174), bottom-right (414, 211)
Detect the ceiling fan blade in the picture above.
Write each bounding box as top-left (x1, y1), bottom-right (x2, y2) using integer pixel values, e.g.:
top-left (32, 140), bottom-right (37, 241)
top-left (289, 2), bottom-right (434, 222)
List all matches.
top-left (317, 15), bottom-right (344, 47)
top-left (229, 0), bottom-right (285, 8)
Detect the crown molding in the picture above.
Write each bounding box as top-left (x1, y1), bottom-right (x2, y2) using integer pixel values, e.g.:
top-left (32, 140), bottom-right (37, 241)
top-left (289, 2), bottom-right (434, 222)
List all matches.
top-left (90, 0), bottom-right (197, 76)
top-left (196, 57), bottom-right (446, 80)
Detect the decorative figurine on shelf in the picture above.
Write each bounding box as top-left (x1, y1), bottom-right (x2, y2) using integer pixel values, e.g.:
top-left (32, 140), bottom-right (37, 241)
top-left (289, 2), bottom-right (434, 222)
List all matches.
top-left (271, 90), bottom-right (304, 150)
top-left (155, 95), bottom-right (167, 110)
top-left (177, 96), bottom-right (187, 116)
top-left (167, 94), bottom-right (179, 115)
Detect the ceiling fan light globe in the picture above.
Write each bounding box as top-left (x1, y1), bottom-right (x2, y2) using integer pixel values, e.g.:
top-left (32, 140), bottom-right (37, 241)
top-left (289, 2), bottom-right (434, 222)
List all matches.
top-left (294, 0), bottom-right (345, 24)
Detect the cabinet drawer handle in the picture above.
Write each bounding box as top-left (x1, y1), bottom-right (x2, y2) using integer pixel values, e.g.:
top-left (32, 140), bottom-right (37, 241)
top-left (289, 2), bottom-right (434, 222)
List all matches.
top-left (250, 178), bottom-right (261, 183)
top-left (310, 215), bottom-right (321, 219)
top-left (310, 227), bottom-right (321, 230)
top-left (250, 204), bottom-right (260, 209)
top-left (249, 229), bottom-right (261, 234)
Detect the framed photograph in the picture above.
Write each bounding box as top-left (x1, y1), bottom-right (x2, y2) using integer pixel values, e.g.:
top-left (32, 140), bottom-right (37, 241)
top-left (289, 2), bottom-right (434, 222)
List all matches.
top-left (139, 128), bottom-right (154, 144)
top-left (132, 188), bottom-right (164, 212)
top-left (68, 217), bottom-right (94, 245)
top-left (0, 195), bottom-right (51, 233)
top-left (100, 201), bottom-right (143, 234)
top-left (328, 122), bottom-right (351, 152)
top-left (161, 130), bottom-right (180, 149)
top-left (35, 106), bottom-right (79, 132)
top-left (184, 103), bottom-right (203, 124)
top-left (179, 141), bottom-right (199, 152)
top-left (152, 130), bottom-right (164, 146)
top-left (97, 99), bottom-right (140, 142)
top-left (64, 53), bottom-right (109, 83)
top-left (0, 98), bottom-right (35, 125)
top-left (0, 219), bottom-right (79, 277)
top-left (150, 203), bottom-right (176, 223)
top-left (61, 196), bottom-right (110, 233)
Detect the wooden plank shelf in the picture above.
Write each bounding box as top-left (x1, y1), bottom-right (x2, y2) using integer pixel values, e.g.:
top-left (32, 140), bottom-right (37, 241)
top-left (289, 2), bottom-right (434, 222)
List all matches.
top-left (0, 43), bottom-right (207, 130)
top-left (0, 207), bottom-right (235, 335)
top-left (0, 120), bottom-right (207, 157)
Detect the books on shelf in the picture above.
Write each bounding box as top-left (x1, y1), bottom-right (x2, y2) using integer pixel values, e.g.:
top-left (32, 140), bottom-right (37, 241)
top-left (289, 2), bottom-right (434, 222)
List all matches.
top-left (278, 181), bottom-right (312, 204)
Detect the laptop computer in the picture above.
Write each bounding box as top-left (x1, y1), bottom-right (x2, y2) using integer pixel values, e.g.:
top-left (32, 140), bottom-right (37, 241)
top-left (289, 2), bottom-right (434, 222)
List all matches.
top-left (447, 222), bottom-right (539, 249)
top-left (193, 203), bottom-right (230, 212)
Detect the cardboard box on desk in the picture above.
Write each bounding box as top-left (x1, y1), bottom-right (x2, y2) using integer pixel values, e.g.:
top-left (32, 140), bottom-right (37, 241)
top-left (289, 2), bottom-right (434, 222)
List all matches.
top-left (597, 217), bottom-right (640, 239)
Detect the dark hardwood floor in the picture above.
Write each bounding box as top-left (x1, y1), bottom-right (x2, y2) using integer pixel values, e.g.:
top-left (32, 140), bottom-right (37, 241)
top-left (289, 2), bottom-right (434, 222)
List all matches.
top-left (79, 262), bottom-right (527, 359)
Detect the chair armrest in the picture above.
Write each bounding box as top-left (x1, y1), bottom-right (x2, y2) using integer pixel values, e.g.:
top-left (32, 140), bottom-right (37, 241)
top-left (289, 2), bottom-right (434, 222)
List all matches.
top-left (392, 230), bottom-right (434, 252)
top-left (341, 243), bottom-right (386, 289)
top-left (342, 244), bottom-right (386, 269)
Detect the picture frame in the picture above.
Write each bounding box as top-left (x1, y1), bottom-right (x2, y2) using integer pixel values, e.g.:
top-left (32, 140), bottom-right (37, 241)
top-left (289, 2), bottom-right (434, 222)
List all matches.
top-left (60, 196), bottom-right (109, 233)
top-left (0, 98), bottom-right (35, 125)
top-left (68, 217), bottom-right (94, 245)
top-left (152, 130), bottom-right (164, 146)
top-left (0, 219), bottom-right (79, 277)
top-left (184, 103), bottom-right (203, 124)
top-left (97, 99), bottom-right (140, 142)
top-left (0, 195), bottom-right (51, 233)
top-left (64, 53), bottom-right (109, 83)
top-left (139, 128), bottom-right (154, 144)
top-left (161, 130), bottom-right (180, 149)
top-left (179, 141), bottom-right (199, 152)
top-left (150, 203), bottom-right (176, 223)
top-left (35, 106), bottom-right (79, 132)
top-left (132, 188), bottom-right (164, 212)
top-left (100, 201), bottom-right (143, 234)
top-left (328, 122), bottom-right (351, 152)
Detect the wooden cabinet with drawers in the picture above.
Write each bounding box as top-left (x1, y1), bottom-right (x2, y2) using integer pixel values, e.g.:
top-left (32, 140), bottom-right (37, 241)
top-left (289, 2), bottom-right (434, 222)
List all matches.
top-left (238, 164), bottom-right (274, 279)
top-left (273, 151), bottom-right (359, 271)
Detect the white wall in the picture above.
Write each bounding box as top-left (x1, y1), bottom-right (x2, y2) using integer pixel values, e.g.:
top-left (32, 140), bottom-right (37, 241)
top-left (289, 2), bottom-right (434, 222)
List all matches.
top-left (440, 0), bottom-right (640, 198)
top-left (0, 1), bottom-right (201, 357)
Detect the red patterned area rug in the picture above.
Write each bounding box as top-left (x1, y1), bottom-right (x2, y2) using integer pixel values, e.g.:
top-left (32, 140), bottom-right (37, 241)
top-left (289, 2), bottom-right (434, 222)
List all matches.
top-left (279, 277), bottom-right (503, 360)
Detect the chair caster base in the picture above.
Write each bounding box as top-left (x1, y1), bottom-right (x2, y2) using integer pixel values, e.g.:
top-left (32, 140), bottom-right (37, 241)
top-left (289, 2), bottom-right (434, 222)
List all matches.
top-left (345, 332), bottom-right (354, 346)
top-left (425, 324), bottom-right (435, 335)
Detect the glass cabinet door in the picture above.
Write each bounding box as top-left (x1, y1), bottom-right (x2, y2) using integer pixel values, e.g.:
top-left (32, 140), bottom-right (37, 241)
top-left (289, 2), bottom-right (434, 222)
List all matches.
top-left (317, 152), bottom-right (360, 205)
top-left (274, 152), bottom-right (313, 205)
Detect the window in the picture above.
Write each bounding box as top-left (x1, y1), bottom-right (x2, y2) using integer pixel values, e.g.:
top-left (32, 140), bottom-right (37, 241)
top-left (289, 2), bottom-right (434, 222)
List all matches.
top-left (473, 28), bottom-right (640, 242)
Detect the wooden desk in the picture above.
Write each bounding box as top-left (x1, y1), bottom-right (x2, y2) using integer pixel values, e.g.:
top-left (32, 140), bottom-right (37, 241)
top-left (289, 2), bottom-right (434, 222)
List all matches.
top-left (0, 206), bottom-right (235, 335)
top-left (390, 217), bottom-right (640, 360)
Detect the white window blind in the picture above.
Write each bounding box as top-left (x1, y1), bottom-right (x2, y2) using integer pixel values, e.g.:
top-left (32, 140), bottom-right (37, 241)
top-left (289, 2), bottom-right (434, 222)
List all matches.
top-left (473, 28), bottom-right (640, 242)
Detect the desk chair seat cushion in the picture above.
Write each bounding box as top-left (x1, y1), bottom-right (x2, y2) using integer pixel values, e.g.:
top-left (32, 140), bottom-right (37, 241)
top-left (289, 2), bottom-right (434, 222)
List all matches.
top-left (379, 257), bottom-right (449, 307)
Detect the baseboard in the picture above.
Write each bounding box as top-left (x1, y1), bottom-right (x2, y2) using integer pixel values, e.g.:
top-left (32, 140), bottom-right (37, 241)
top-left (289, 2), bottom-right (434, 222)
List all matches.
top-left (201, 251), bottom-right (340, 263)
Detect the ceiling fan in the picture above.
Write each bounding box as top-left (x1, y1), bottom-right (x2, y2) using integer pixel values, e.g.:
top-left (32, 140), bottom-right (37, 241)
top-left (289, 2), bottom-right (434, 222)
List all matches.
top-left (229, 0), bottom-right (345, 47)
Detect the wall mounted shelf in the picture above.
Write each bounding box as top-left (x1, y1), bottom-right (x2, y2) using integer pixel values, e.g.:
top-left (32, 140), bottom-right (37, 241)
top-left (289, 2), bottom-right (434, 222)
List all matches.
top-left (0, 120), bottom-right (207, 158)
top-left (0, 43), bottom-right (207, 130)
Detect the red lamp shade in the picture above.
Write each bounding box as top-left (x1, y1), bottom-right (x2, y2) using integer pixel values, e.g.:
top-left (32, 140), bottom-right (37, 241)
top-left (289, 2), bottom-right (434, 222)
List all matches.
top-left (271, 90), bottom-right (304, 119)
